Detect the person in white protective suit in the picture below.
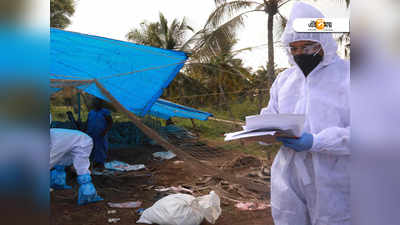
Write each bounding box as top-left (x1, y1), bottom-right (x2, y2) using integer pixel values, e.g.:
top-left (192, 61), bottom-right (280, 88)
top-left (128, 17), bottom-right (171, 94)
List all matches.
top-left (259, 2), bottom-right (350, 225)
top-left (50, 114), bottom-right (103, 205)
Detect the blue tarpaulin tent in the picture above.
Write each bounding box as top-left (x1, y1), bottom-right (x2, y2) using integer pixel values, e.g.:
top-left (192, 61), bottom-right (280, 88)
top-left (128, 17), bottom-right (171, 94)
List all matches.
top-left (51, 28), bottom-right (211, 120)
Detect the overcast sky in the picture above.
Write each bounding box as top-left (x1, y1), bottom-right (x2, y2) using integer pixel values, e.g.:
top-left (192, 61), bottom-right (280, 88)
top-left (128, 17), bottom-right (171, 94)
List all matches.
top-left (67, 0), bottom-right (349, 70)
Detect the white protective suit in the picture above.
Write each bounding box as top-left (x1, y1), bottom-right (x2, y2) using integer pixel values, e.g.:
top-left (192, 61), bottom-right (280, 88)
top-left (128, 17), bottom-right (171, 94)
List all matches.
top-left (260, 2), bottom-right (350, 225)
top-left (50, 116), bottom-right (93, 175)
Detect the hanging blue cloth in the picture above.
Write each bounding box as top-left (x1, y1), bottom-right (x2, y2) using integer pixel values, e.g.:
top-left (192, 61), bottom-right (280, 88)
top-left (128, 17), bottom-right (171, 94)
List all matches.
top-left (87, 108), bottom-right (111, 164)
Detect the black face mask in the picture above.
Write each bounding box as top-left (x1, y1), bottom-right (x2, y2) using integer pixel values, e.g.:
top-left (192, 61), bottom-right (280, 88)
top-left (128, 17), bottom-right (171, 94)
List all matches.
top-left (293, 54), bottom-right (323, 76)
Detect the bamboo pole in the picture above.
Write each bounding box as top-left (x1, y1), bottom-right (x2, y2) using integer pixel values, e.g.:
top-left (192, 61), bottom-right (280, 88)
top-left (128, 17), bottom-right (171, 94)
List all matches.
top-left (209, 117), bottom-right (245, 126)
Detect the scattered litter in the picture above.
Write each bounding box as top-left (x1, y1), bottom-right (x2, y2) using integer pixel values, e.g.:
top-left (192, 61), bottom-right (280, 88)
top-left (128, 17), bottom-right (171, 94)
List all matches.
top-left (137, 191), bottom-right (221, 225)
top-left (155, 185), bottom-right (193, 194)
top-left (234, 202), bottom-right (270, 211)
top-left (173, 160), bottom-right (184, 165)
top-left (136, 208), bottom-right (145, 215)
top-left (107, 210), bottom-right (117, 214)
top-left (104, 161), bottom-right (146, 171)
top-left (152, 151), bottom-right (176, 160)
top-left (108, 218), bottom-right (120, 223)
top-left (107, 201), bottom-right (142, 208)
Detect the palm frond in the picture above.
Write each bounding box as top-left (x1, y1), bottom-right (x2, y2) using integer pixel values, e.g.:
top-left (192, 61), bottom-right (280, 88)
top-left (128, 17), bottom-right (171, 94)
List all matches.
top-left (179, 17), bottom-right (194, 32)
top-left (126, 28), bottom-right (148, 44)
top-left (214, 0), bottom-right (228, 6)
top-left (278, 0), bottom-right (292, 8)
top-left (194, 15), bottom-right (246, 61)
top-left (206, 1), bottom-right (261, 28)
top-left (273, 11), bottom-right (287, 39)
top-left (255, 3), bottom-right (265, 11)
top-left (179, 29), bottom-right (206, 52)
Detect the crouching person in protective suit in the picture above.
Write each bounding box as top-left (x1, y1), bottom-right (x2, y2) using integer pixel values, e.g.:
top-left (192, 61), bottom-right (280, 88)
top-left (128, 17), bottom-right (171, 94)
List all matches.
top-left (50, 127), bottom-right (103, 205)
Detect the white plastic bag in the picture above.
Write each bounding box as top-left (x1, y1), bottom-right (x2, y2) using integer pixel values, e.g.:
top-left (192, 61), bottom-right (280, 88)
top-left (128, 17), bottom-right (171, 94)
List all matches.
top-left (152, 151), bottom-right (176, 160)
top-left (137, 191), bottom-right (221, 225)
top-left (193, 191), bottom-right (221, 224)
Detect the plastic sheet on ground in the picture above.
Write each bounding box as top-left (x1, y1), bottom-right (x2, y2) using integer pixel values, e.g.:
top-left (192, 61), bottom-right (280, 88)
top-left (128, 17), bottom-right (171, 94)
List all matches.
top-left (234, 202), bottom-right (270, 211)
top-left (104, 161), bottom-right (146, 171)
top-left (107, 201), bottom-right (142, 208)
top-left (152, 151), bottom-right (176, 160)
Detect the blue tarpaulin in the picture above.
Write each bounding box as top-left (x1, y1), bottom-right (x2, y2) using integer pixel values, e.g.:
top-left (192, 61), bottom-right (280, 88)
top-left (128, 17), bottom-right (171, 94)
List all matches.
top-left (151, 99), bottom-right (212, 120)
top-left (51, 28), bottom-right (210, 120)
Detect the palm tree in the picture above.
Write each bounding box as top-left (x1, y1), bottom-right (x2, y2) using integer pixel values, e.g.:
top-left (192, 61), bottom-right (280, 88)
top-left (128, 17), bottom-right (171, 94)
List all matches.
top-left (206, 0), bottom-right (290, 82)
top-left (126, 13), bottom-right (202, 103)
top-left (50, 0), bottom-right (76, 29)
top-left (187, 39), bottom-right (251, 110)
top-left (126, 12), bottom-right (194, 50)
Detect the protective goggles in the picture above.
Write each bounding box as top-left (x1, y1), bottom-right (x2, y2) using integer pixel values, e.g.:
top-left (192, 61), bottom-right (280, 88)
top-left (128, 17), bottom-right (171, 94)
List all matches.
top-left (286, 43), bottom-right (322, 56)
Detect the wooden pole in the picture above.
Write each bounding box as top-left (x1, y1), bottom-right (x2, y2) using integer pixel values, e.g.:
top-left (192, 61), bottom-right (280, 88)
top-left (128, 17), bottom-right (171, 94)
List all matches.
top-left (77, 91), bottom-right (81, 122)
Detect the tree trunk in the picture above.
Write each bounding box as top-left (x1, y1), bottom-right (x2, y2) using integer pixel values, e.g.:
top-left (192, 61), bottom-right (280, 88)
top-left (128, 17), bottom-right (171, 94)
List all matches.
top-left (266, 11), bottom-right (275, 93)
top-left (218, 76), bottom-right (227, 110)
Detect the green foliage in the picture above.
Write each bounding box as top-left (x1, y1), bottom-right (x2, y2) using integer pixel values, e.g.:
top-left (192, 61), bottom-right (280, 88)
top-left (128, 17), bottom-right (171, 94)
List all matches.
top-left (50, 0), bottom-right (75, 29)
top-left (126, 12), bottom-right (193, 50)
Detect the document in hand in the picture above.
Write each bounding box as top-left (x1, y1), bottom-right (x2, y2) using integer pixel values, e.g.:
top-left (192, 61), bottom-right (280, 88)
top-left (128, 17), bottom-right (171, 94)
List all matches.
top-left (224, 114), bottom-right (305, 142)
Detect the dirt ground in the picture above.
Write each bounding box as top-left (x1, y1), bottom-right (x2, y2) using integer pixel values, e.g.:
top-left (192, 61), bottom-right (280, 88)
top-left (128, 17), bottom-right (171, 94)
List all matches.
top-left (50, 144), bottom-right (275, 225)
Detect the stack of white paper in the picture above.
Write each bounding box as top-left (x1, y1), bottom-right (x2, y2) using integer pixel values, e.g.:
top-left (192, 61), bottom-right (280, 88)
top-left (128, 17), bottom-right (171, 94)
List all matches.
top-left (224, 114), bottom-right (305, 142)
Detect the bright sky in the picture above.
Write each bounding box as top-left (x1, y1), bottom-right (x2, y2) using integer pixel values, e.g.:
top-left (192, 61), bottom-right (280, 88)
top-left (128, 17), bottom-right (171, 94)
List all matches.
top-left (68, 0), bottom-right (349, 70)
